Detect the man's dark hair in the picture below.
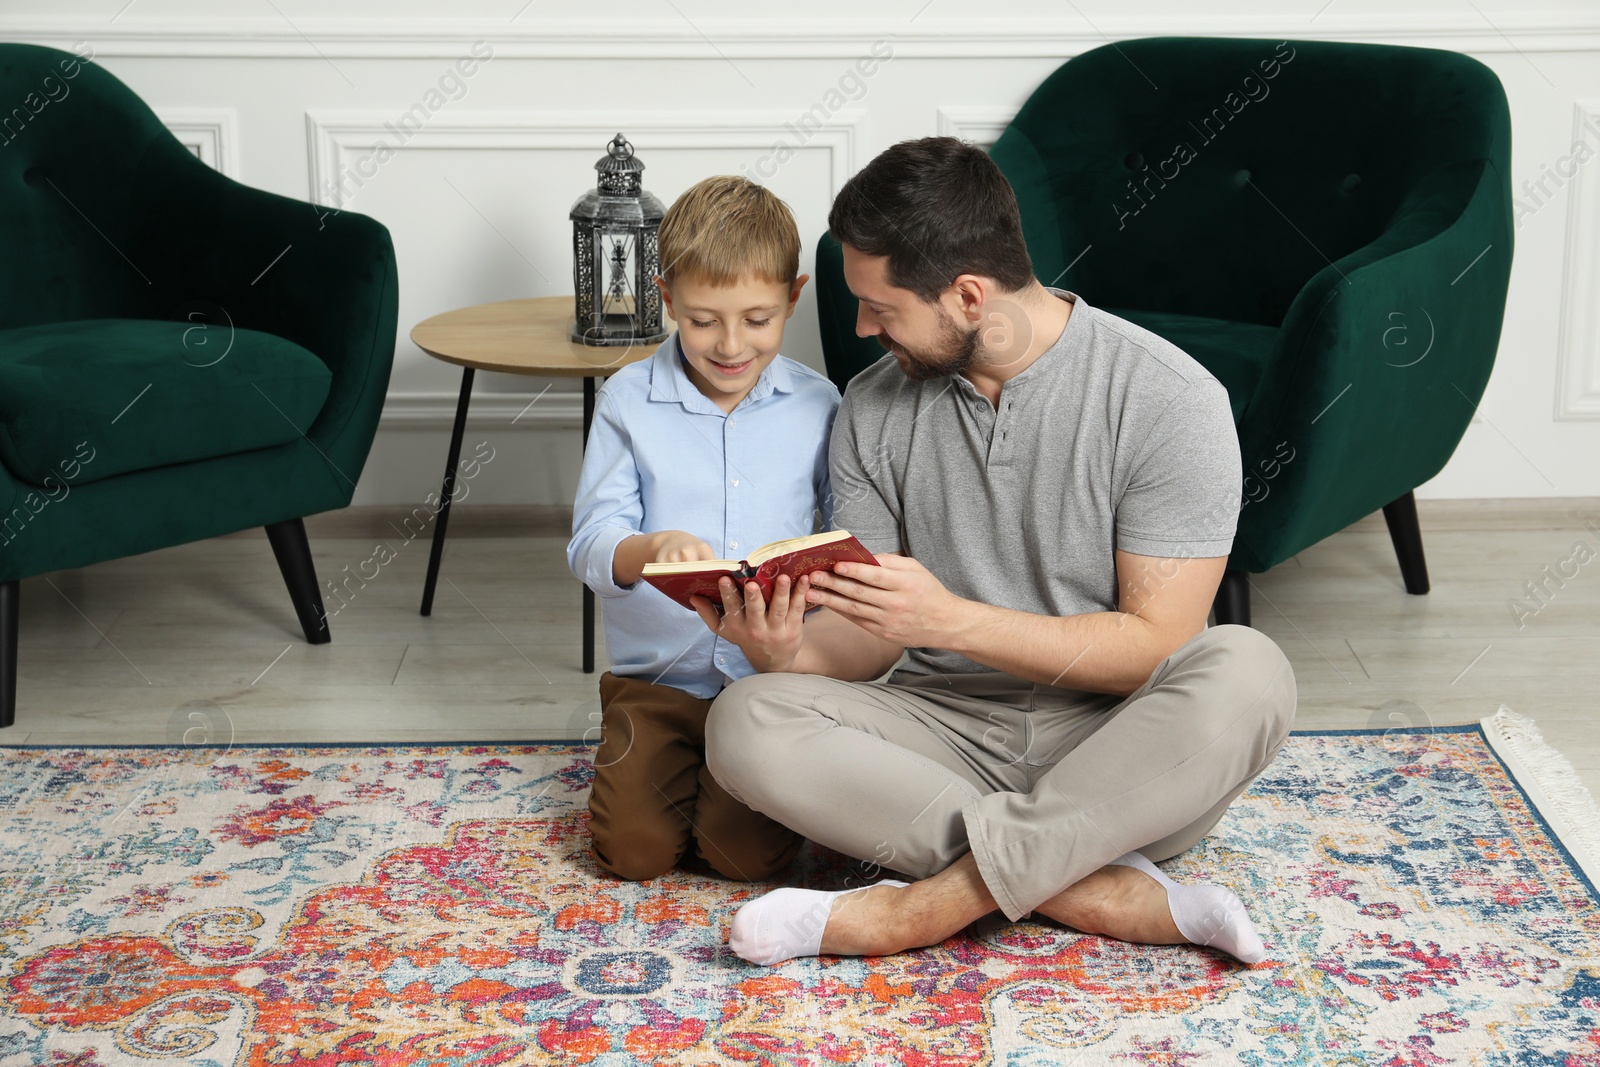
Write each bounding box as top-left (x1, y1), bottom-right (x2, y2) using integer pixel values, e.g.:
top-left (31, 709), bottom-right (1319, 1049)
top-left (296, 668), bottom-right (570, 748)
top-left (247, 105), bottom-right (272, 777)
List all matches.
top-left (828, 136), bottom-right (1035, 303)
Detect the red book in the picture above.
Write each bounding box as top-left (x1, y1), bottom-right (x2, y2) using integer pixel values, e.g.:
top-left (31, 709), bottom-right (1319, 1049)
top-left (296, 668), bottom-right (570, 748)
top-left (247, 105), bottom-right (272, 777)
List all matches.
top-left (640, 530), bottom-right (878, 611)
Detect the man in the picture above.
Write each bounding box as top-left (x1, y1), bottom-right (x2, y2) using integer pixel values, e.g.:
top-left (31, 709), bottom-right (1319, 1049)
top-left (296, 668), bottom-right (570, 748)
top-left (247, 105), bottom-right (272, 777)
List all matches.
top-left (696, 136), bottom-right (1296, 967)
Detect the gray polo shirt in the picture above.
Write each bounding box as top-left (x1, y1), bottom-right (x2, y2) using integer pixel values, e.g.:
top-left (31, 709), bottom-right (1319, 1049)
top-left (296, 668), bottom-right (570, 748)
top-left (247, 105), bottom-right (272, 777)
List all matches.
top-left (830, 289), bottom-right (1240, 677)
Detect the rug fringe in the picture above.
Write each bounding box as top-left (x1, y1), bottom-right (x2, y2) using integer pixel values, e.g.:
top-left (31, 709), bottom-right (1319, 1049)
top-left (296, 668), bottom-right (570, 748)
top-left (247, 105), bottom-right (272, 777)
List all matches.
top-left (1481, 706), bottom-right (1600, 884)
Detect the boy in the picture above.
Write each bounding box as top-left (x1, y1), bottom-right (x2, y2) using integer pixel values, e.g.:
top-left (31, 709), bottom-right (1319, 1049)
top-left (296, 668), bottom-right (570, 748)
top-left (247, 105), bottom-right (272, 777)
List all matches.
top-left (567, 175), bottom-right (839, 882)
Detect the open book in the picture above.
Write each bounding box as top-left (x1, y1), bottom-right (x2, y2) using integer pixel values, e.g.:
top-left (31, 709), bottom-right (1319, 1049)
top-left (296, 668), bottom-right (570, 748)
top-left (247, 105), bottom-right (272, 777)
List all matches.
top-left (640, 530), bottom-right (878, 611)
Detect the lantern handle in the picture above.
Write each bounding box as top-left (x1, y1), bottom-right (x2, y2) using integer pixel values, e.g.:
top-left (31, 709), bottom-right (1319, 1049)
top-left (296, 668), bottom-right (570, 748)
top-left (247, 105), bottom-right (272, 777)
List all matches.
top-left (608, 133), bottom-right (634, 160)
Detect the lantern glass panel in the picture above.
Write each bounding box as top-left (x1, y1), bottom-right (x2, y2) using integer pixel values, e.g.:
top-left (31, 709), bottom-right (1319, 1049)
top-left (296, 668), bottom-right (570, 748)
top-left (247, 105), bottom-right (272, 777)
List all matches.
top-left (600, 228), bottom-right (637, 320)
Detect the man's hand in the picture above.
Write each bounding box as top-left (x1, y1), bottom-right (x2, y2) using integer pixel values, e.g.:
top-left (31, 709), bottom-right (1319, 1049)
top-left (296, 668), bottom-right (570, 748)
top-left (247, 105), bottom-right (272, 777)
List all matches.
top-left (804, 553), bottom-right (964, 649)
top-left (691, 573), bottom-right (812, 673)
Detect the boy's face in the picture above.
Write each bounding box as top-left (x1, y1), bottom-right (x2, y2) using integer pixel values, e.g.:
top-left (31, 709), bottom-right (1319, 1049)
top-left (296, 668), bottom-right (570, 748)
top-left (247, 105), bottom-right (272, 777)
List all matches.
top-left (656, 272), bottom-right (809, 413)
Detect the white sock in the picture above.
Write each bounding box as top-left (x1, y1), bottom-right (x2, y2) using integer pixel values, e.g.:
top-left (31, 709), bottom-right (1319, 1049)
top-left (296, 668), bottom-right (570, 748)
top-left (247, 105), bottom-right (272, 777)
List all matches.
top-left (1106, 851), bottom-right (1268, 965)
top-left (729, 880), bottom-right (909, 966)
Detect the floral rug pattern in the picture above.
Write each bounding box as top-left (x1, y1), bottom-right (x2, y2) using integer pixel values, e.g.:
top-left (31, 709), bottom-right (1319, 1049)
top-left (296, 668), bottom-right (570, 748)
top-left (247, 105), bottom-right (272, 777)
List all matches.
top-left (0, 725), bottom-right (1596, 1065)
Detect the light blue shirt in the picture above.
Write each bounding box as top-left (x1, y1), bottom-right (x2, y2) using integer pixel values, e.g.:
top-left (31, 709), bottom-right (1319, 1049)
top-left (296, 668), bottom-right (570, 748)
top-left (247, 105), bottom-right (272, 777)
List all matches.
top-left (567, 332), bottom-right (840, 698)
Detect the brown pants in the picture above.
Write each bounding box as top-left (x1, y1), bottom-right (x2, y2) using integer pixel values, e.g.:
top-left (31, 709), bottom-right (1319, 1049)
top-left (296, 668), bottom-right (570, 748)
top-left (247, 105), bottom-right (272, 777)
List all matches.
top-left (587, 671), bottom-right (802, 882)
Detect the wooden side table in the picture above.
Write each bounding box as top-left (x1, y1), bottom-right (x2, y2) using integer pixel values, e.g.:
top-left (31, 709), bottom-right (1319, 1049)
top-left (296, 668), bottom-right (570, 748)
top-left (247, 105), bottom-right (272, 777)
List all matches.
top-left (409, 295), bottom-right (661, 673)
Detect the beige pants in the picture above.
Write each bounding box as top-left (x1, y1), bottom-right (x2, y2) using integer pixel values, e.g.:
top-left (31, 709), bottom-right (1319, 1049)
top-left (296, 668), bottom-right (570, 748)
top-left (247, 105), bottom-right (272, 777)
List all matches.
top-left (705, 624), bottom-right (1296, 920)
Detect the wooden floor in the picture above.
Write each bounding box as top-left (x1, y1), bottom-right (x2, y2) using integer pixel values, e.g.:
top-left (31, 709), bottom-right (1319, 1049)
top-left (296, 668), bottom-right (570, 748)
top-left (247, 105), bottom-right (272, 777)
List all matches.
top-left (8, 499), bottom-right (1599, 795)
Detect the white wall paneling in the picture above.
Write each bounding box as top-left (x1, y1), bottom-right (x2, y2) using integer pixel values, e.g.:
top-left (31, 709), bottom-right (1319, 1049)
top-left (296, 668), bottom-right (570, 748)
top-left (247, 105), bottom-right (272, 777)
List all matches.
top-left (153, 107), bottom-right (240, 177)
top-left (302, 107), bottom-right (862, 505)
top-left (935, 107), bottom-right (1015, 151)
top-left (5, 2), bottom-right (1600, 502)
top-left (1554, 100), bottom-right (1600, 421)
top-left (304, 109), bottom-right (864, 214)
top-left (306, 107), bottom-right (862, 437)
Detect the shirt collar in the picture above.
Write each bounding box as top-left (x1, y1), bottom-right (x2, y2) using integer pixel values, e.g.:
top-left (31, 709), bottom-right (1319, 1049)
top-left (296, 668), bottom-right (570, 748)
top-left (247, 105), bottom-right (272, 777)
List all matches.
top-left (647, 330), bottom-right (794, 413)
top-left (754, 352), bottom-right (795, 399)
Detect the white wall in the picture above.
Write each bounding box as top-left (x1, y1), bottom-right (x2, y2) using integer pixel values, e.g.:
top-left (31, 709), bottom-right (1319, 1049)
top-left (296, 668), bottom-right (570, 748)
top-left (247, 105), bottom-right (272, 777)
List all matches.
top-left (7, 1), bottom-right (1600, 506)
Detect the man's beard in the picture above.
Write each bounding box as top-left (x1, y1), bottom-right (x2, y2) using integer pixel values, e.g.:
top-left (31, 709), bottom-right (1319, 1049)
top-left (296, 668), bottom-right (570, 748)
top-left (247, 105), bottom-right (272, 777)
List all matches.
top-left (881, 308), bottom-right (979, 382)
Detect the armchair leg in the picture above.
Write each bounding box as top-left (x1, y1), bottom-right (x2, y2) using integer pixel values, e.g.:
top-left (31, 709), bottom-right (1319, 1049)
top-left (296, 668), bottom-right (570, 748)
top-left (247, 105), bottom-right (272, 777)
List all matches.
top-left (265, 519), bottom-right (331, 644)
top-left (1381, 490), bottom-right (1430, 594)
top-left (1212, 569), bottom-right (1251, 628)
top-left (1, 580), bottom-right (16, 728)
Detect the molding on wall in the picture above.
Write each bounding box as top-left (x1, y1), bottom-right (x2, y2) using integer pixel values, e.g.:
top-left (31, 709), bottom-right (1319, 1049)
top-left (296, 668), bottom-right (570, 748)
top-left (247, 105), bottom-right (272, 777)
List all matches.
top-left (935, 106), bottom-right (1015, 149)
top-left (299, 503), bottom-right (574, 538)
top-left (380, 390), bottom-right (583, 430)
top-left (7, 14), bottom-right (1600, 59)
top-left (303, 108), bottom-right (864, 209)
top-left (306, 496), bottom-right (1600, 539)
top-left (312, 109), bottom-right (863, 435)
top-left (153, 107), bottom-right (240, 178)
top-left (1555, 100), bottom-right (1600, 421)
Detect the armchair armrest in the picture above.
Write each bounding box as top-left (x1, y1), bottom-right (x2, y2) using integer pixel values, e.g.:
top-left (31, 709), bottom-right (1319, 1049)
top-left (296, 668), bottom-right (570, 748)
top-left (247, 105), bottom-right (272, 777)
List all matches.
top-left (1231, 157), bottom-right (1512, 570)
top-left (121, 135), bottom-right (399, 497)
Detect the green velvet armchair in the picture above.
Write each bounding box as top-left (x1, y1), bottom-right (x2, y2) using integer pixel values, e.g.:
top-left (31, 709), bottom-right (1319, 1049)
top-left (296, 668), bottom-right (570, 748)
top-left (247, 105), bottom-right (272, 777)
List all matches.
top-left (0, 44), bottom-right (399, 724)
top-left (816, 37), bottom-right (1512, 625)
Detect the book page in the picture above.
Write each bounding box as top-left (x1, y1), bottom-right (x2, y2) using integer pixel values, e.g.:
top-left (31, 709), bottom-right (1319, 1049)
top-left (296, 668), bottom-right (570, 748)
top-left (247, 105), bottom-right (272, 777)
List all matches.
top-left (746, 530), bottom-right (854, 567)
top-left (640, 559), bottom-right (742, 577)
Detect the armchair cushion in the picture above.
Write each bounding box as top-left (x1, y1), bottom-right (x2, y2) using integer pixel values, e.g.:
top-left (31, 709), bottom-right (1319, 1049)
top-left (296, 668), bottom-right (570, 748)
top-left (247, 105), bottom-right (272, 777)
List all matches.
top-left (0, 318), bottom-right (331, 487)
top-left (1103, 308), bottom-right (1278, 423)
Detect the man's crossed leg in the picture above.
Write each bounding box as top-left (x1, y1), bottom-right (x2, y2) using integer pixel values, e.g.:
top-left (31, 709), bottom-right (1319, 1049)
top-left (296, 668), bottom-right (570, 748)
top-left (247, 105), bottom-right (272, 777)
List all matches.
top-left (704, 624), bottom-right (1297, 964)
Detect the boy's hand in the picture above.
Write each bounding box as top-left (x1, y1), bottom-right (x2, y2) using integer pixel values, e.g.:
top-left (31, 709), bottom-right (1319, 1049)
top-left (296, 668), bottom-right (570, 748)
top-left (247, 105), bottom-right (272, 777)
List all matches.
top-left (691, 573), bottom-right (811, 673)
top-left (611, 530), bottom-right (715, 587)
top-left (652, 530), bottom-right (716, 564)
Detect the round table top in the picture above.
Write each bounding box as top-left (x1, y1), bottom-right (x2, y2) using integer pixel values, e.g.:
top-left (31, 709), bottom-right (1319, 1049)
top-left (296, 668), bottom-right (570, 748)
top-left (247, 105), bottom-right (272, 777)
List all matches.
top-left (409, 295), bottom-right (669, 377)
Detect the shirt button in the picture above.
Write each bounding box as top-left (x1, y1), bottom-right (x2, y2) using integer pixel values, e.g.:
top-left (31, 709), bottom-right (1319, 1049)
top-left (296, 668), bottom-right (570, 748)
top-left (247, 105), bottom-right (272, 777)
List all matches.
top-left (729, 541), bottom-right (739, 549)
top-left (731, 478), bottom-right (739, 487)
top-left (729, 418), bottom-right (737, 427)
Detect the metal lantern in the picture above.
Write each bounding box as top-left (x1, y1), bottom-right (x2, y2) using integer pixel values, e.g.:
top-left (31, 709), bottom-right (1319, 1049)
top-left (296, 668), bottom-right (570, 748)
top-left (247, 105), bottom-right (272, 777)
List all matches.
top-left (570, 133), bottom-right (668, 346)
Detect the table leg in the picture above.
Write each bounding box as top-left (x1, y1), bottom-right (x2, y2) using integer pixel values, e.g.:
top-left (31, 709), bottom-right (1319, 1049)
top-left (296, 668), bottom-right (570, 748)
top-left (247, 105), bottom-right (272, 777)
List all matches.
top-left (582, 375), bottom-right (596, 674)
top-left (420, 366), bottom-right (475, 616)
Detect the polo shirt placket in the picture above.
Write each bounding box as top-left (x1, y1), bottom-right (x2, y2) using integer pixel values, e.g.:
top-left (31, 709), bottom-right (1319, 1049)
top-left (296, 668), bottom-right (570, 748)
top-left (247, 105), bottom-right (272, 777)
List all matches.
top-left (715, 406), bottom-right (742, 674)
top-left (707, 364), bottom-right (784, 675)
top-left (955, 375), bottom-right (1021, 472)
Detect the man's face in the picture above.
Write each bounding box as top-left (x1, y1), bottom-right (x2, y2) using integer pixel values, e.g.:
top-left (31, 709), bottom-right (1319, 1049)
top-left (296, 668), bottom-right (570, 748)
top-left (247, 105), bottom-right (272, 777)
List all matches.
top-left (841, 245), bottom-right (978, 382)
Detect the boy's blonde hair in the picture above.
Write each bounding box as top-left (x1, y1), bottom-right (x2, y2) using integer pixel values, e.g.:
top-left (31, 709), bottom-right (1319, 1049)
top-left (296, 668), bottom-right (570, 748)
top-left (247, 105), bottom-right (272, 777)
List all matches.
top-left (658, 175), bottom-right (800, 288)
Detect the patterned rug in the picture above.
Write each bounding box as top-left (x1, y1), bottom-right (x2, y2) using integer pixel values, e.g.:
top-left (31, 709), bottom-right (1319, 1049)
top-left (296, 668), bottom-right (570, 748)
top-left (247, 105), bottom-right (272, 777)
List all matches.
top-left (0, 708), bottom-right (1596, 1066)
